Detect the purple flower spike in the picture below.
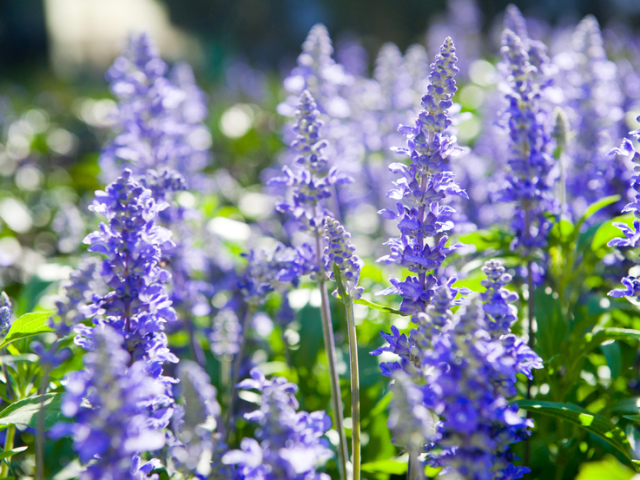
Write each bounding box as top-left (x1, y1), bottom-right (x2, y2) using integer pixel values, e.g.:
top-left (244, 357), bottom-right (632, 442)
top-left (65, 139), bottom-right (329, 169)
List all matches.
top-left (223, 368), bottom-right (332, 479)
top-left (51, 325), bottom-right (171, 480)
top-left (497, 29), bottom-right (557, 254)
top-left (378, 37), bottom-right (467, 315)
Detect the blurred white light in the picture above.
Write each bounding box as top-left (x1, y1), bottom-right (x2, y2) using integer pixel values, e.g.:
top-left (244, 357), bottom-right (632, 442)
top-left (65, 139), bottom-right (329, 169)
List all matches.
top-left (0, 198), bottom-right (33, 233)
top-left (24, 109), bottom-right (50, 133)
top-left (239, 192), bottom-right (274, 219)
top-left (15, 165), bottom-right (44, 191)
top-left (219, 104), bottom-right (254, 138)
top-left (288, 289), bottom-right (310, 309)
top-left (0, 237), bottom-right (22, 266)
top-left (469, 59), bottom-right (496, 87)
top-left (188, 126), bottom-right (212, 150)
top-left (207, 217), bottom-right (251, 242)
top-left (176, 191), bottom-right (196, 209)
top-left (460, 85), bottom-right (485, 109)
top-left (47, 129), bottom-right (77, 156)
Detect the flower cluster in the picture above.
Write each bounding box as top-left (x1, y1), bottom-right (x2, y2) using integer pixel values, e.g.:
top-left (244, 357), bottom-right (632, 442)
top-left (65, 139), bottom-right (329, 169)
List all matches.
top-left (480, 260), bottom-right (519, 337)
top-left (497, 27), bottom-right (557, 252)
top-left (210, 308), bottom-right (242, 357)
top-left (388, 370), bottom-right (437, 454)
top-left (374, 285), bottom-right (541, 478)
top-left (0, 291), bottom-right (12, 337)
top-left (51, 325), bottom-right (171, 480)
top-left (377, 37), bottom-right (467, 315)
top-left (239, 242), bottom-right (311, 306)
top-left (323, 216), bottom-right (364, 300)
top-left (170, 361), bottom-right (234, 478)
top-left (102, 33), bottom-right (210, 189)
top-left (608, 126), bottom-right (640, 299)
top-left (271, 90), bottom-right (351, 236)
top-left (556, 16), bottom-right (626, 215)
top-left (222, 368), bottom-right (332, 479)
top-left (80, 169), bottom-right (177, 383)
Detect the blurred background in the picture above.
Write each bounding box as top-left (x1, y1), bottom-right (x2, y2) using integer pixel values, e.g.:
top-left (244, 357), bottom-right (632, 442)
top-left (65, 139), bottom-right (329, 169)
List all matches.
top-left (4, 0), bottom-right (640, 84)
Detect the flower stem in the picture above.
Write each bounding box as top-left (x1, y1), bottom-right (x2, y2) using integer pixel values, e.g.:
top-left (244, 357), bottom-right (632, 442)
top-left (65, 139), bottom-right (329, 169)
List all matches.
top-left (318, 277), bottom-right (349, 480)
top-left (0, 424), bottom-right (16, 477)
top-left (344, 298), bottom-right (360, 480)
top-left (36, 366), bottom-right (50, 480)
top-left (407, 451), bottom-right (424, 480)
top-left (316, 231), bottom-right (348, 480)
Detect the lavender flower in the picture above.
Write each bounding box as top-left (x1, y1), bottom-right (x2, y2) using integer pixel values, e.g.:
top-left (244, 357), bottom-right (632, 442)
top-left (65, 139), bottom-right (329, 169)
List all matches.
top-left (480, 260), bottom-right (519, 337)
top-left (497, 29), bottom-right (557, 253)
top-left (377, 37), bottom-right (467, 315)
top-left (388, 370), bottom-right (437, 454)
top-left (53, 257), bottom-right (101, 336)
top-left (555, 16), bottom-right (626, 216)
top-left (81, 169), bottom-right (178, 383)
top-left (51, 325), bottom-right (171, 480)
top-left (270, 90), bottom-right (351, 237)
top-left (0, 291), bottom-right (12, 337)
top-left (210, 308), bottom-right (242, 357)
top-left (170, 361), bottom-right (234, 478)
top-left (323, 217), bottom-right (364, 300)
top-left (222, 368), bottom-right (332, 479)
top-left (281, 24), bottom-right (351, 119)
top-left (608, 129), bottom-right (640, 298)
top-left (240, 242), bottom-right (311, 306)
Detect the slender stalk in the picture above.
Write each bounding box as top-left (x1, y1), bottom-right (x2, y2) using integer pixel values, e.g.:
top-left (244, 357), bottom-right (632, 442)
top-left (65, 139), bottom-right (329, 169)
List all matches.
top-left (224, 306), bottom-right (254, 442)
top-left (407, 451), bottom-right (424, 480)
top-left (0, 424), bottom-right (16, 477)
top-left (344, 299), bottom-right (360, 480)
top-left (1, 348), bottom-right (15, 402)
top-left (524, 208), bottom-right (536, 468)
top-left (36, 367), bottom-right (50, 480)
top-left (316, 231), bottom-right (348, 480)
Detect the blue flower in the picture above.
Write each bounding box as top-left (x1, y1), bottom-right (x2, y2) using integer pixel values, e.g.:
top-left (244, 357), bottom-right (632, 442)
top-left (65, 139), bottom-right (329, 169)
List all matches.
top-left (377, 37), bottom-right (467, 315)
top-left (80, 170), bottom-right (178, 397)
top-left (496, 28), bottom-right (557, 253)
top-left (0, 291), bottom-right (12, 338)
top-left (323, 216), bottom-right (364, 299)
top-left (222, 368), bottom-right (332, 479)
top-left (51, 325), bottom-right (171, 480)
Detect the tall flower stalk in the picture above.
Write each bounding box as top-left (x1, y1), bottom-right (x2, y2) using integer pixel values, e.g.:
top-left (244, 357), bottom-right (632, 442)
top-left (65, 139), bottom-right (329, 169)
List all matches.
top-left (270, 90), bottom-right (351, 480)
top-left (497, 27), bottom-right (556, 359)
top-left (324, 217), bottom-right (364, 480)
top-left (378, 36), bottom-right (467, 316)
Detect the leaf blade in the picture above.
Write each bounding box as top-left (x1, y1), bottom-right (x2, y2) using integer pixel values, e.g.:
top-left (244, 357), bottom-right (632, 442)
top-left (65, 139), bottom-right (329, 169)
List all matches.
top-left (0, 392), bottom-right (65, 430)
top-left (0, 311), bottom-right (55, 349)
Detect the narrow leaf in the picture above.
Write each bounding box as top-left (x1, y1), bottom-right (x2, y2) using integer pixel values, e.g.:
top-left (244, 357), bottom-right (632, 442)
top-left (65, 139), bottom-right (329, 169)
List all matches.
top-left (577, 195), bottom-right (621, 230)
top-left (0, 446), bottom-right (27, 460)
top-left (0, 392), bottom-right (64, 430)
top-left (516, 400), bottom-right (636, 466)
top-left (361, 459), bottom-right (408, 475)
top-left (0, 311), bottom-right (55, 349)
top-left (592, 213), bottom-right (634, 251)
top-left (354, 298), bottom-right (405, 316)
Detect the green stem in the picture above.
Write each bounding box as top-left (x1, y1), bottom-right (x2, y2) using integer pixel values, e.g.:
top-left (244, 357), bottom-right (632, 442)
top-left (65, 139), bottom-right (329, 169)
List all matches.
top-left (316, 229), bottom-right (348, 480)
top-left (318, 277), bottom-right (349, 480)
top-left (0, 424), bottom-right (16, 477)
top-left (36, 367), bottom-right (50, 480)
top-left (407, 451), bottom-right (424, 480)
top-left (344, 299), bottom-right (360, 480)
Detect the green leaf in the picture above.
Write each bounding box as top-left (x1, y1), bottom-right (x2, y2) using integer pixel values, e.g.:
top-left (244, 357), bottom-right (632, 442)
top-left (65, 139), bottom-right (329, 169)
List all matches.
top-left (576, 455), bottom-right (637, 480)
top-left (0, 392), bottom-right (65, 430)
top-left (0, 446), bottom-right (27, 460)
top-left (361, 459), bottom-right (407, 475)
top-left (0, 311), bottom-right (55, 349)
top-left (579, 328), bottom-right (640, 359)
top-left (0, 354), bottom-right (38, 364)
top-left (577, 195), bottom-right (621, 230)
top-left (354, 298), bottom-right (405, 316)
top-left (592, 213), bottom-right (634, 251)
top-left (516, 400), bottom-right (636, 466)
top-left (623, 415), bottom-right (640, 425)
top-left (601, 341), bottom-right (622, 380)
